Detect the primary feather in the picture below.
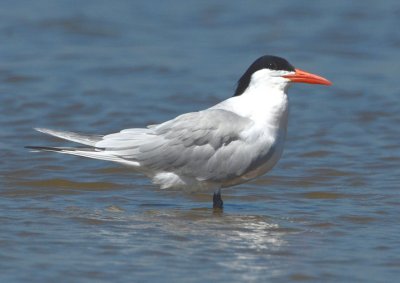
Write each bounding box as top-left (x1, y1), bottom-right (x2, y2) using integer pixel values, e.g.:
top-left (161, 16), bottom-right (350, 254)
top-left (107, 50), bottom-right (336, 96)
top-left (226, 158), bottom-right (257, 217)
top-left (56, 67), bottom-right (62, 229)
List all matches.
top-left (34, 128), bottom-right (103, 146)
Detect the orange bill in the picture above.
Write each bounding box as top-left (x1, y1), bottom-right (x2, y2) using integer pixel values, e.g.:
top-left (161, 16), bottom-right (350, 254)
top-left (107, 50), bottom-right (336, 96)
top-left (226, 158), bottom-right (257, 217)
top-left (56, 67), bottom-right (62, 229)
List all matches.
top-left (283, 68), bottom-right (332, 85)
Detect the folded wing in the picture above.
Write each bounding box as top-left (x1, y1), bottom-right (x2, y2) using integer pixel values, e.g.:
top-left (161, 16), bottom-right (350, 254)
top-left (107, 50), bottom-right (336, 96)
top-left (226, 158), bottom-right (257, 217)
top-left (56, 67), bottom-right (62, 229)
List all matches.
top-left (96, 109), bottom-right (254, 181)
top-left (29, 109), bottom-right (260, 183)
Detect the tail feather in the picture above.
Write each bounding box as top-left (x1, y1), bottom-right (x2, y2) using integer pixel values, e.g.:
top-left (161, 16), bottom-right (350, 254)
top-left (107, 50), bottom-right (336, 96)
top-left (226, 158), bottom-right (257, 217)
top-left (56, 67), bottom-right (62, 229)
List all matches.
top-left (27, 128), bottom-right (141, 167)
top-left (25, 146), bottom-right (140, 166)
top-left (34, 128), bottom-right (103, 146)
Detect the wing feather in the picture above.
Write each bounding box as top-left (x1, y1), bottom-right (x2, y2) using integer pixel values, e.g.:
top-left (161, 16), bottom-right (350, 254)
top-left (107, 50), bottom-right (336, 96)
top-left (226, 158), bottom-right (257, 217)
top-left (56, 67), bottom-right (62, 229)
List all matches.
top-left (95, 109), bottom-right (254, 181)
top-left (35, 128), bottom-right (103, 146)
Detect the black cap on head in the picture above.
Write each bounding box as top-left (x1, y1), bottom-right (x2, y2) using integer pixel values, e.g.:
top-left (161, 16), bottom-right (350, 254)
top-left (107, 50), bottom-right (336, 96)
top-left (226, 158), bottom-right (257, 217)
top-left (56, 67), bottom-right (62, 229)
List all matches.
top-left (233, 55), bottom-right (295, 96)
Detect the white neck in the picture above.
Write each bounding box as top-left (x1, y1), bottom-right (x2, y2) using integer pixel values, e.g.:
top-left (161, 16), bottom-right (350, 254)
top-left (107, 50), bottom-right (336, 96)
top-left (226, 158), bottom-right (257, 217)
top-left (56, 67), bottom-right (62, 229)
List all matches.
top-left (216, 82), bottom-right (290, 125)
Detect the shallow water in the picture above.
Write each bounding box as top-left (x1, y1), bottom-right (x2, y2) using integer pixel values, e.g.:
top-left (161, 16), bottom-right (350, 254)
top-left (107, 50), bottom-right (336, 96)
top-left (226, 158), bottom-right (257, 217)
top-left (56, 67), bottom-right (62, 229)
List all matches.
top-left (1, 1), bottom-right (400, 282)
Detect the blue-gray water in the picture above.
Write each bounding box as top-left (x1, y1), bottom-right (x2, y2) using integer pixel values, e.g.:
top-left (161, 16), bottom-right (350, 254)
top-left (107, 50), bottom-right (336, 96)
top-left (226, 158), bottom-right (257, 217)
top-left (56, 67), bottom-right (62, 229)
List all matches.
top-left (1, 1), bottom-right (399, 282)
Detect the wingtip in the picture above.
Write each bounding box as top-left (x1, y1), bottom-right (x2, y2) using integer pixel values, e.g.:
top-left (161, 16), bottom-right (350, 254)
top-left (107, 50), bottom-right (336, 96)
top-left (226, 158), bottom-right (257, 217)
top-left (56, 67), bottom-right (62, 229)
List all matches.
top-left (25, 145), bottom-right (42, 152)
top-left (25, 146), bottom-right (64, 152)
top-left (34, 127), bottom-right (49, 134)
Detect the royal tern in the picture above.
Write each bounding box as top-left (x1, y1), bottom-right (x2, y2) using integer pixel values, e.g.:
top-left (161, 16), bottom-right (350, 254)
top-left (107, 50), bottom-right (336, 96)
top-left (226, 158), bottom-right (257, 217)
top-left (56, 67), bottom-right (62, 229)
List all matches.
top-left (27, 55), bottom-right (331, 209)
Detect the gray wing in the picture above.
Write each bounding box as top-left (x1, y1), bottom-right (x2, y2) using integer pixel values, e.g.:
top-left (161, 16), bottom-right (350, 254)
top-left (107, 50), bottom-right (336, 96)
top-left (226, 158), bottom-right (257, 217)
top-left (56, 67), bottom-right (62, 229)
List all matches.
top-left (96, 109), bottom-right (255, 181)
top-left (34, 128), bottom-right (103, 146)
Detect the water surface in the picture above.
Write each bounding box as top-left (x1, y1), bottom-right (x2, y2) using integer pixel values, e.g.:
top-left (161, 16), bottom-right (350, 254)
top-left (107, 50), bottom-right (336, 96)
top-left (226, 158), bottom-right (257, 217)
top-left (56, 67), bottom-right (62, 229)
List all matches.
top-left (1, 1), bottom-right (399, 282)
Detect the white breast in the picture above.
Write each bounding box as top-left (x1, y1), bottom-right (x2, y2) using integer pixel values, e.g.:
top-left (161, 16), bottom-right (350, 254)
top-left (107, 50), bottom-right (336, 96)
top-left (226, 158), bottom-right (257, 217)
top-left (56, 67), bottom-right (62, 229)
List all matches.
top-left (215, 85), bottom-right (290, 187)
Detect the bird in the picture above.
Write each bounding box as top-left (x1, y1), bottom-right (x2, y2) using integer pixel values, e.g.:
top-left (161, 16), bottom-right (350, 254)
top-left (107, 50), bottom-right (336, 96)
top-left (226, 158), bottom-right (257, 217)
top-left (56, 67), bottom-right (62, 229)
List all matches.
top-left (27, 55), bottom-right (331, 209)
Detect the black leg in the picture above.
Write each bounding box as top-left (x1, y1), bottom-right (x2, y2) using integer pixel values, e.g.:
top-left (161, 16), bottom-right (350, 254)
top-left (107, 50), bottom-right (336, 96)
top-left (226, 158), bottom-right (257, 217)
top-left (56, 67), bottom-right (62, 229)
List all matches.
top-left (213, 188), bottom-right (223, 209)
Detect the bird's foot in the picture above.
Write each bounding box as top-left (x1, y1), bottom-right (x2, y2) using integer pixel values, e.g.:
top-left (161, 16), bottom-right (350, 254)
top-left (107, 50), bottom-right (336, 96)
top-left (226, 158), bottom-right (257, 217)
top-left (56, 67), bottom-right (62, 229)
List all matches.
top-left (213, 189), bottom-right (223, 210)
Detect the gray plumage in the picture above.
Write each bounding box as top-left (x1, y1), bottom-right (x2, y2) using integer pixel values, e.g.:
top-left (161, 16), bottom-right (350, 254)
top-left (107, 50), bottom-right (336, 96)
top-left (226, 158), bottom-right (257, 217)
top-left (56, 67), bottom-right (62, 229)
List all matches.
top-left (28, 109), bottom-right (273, 188)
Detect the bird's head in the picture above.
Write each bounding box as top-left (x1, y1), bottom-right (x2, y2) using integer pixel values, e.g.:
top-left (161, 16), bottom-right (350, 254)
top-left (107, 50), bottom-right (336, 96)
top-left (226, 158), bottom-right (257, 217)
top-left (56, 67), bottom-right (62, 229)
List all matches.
top-left (233, 55), bottom-right (332, 96)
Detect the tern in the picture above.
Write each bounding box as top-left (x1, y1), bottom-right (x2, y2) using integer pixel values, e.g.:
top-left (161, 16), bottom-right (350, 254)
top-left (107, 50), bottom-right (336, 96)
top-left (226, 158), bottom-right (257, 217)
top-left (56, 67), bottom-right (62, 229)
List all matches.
top-left (27, 55), bottom-right (331, 209)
